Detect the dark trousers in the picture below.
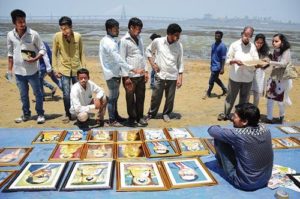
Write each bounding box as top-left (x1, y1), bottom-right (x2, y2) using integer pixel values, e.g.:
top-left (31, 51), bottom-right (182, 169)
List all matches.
top-left (148, 77), bottom-right (177, 117)
top-left (61, 75), bottom-right (78, 117)
top-left (207, 71), bottom-right (226, 94)
top-left (123, 76), bottom-right (146, 121)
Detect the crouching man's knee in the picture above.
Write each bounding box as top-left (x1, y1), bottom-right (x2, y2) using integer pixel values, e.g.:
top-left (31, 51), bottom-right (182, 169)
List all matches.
top-left (77, 112), bottom-right (89, 122)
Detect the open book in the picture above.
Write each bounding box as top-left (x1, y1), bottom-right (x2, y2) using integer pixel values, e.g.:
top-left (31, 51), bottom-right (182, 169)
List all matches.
top-left (21, 50), bottom-right (36, 61)
top-left (242, 60), bottom-right (268, 67)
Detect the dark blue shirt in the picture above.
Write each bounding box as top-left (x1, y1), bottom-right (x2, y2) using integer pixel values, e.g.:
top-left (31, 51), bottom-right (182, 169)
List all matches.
top-left (208, 124), bottom-right (273, 190)
top-left (210, 42), bottom-right (227, 72)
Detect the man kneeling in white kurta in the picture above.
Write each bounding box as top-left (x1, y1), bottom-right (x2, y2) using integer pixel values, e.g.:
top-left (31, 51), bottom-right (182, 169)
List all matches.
top-left (70, 68), bottom-right (107, 126)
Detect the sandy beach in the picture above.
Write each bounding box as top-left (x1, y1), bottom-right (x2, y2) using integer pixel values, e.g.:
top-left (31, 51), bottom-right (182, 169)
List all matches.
top-left (0, 57), bottom-right (299, 128)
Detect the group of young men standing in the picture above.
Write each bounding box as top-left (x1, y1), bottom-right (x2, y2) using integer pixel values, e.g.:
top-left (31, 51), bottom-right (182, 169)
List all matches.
top-left (7, 9), bottom-right (184, 127)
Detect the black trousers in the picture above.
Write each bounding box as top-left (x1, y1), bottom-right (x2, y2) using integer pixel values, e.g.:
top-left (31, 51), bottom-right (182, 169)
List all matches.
top-left (123, 76), bottom-right (146, 121)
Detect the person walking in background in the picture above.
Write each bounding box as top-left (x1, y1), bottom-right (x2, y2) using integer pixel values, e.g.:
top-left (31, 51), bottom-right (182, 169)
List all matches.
top-left (250, 34), bottom-right (271, 107)
top-left (119, 17), bottom-right (148, 127)
top-left (146, 23), bottom-right (184, 123)
top-left (218, 26), bottom-right (259, 121)
top-left (208, 103), bottom-right (273, 191)
top-left (203, 30), bottom-right (227, 99)
top-left (38, 41), bottom-right (61, 100)
top-left (99, 18), bottom-right (143, 127)
top-left (264, 33), bottom-right (293, 124)
top-left (7, 9), bottom-right (46, 124)
top-left (148, 33), bottom-right (161, 89)
top-left (52, 16), bottom-right (86, 123)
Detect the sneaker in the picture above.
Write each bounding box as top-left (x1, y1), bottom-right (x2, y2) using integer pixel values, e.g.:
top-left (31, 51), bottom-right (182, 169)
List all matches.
top-left (137, 118), bottom-right (148, 127)
top-left (110, 121), bottom-right (123, 127)
top-left (217, 113), bottom-right (229, 121)
top-left (62, 116), bottom-right (70, 124)
top-left (51, 87), bottom-right (57, 97)
top-left (163, 114), bottom-right (171, 122)
top-left (14, 115), bottom-right (31, 123)
top-left (37, 115), bottom-right (45, 124)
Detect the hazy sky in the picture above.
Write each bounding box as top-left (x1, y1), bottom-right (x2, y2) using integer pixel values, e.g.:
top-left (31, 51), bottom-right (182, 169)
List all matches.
top-left (0, 0), bottom-right (299, 23)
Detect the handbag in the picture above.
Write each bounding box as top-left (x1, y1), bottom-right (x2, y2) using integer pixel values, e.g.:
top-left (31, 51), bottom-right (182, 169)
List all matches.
top-left (283, 62), bottom-right (298, 80)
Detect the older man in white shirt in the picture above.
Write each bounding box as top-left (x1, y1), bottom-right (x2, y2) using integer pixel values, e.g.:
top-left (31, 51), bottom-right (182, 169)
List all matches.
top-left (119, 17), bottom-right (148, 127)
top-left (218, 26), bottom-right (259, 121)
top-left (146, 23), bottom-right (184, 122)
top-left (70, 68), bottom-right (107, 126)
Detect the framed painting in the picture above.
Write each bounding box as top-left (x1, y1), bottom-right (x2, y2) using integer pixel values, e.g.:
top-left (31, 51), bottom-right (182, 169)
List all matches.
top-left (49, 144), bottom-right (84, 162)
top-left (165, 128), bottom-right (193, 139)
top-left (116, 142), bottom-right (146, 159)
top-left (3, 162), bottom-right (67, 192)
top-left (175, 138), bottom-right (210, 156)
top-left (272, 139), bottom-right (287, 149)
top-left (116, 161), bottom-right (168, 191)
top-left (61, 161), bottom-right (114, 191)
top-left (204, 138), bottom-right (216, 154)
top-left (144, 140), bottom-right (179, 158)
top-left (277, 126), bottom-right (300, 134)
top-left (116, 130), bottom-right (142, 142)
top-left (274, 137), bottom-right (300, 148)
top-left (141, 128), bottom-right (169, 141)
top-left (0, 170), bottom-right (17, 188)
top-left (61, 130), bottom-right (88, 143)
top-left (291, 137), bottom-right (300, 144)
top-left (0, 147), bottom-right (33, 166)
top-left (87, 130), bottom-right (115, 143)
top-left (287, 173), bottom-right (300, 188)
top-left (32, 130), bottom-right (65, 144)
top-left (82, 143), bottom-right (114, 160)
top-left (161, 158), bottom-right (217, 188)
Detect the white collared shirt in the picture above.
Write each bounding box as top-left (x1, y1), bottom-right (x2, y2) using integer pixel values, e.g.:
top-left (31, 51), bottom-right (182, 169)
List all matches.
top-left (7, 27), bottom-right (46, 76)
top-left (226, 39), bottom-right (259, 82)
top-left (119, 32), bottom-right (146, 77)
top-left (99, 35), bottom-right (133, 80)
top-left (145, 36), bottom-right (184, 80)
top-left (70, 80), bottom-right (105, 114)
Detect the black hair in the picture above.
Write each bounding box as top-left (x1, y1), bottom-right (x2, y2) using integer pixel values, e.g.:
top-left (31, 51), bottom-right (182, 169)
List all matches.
top-left (254, 33), bottom-right (270, 57)
top-left (273, 33), bottom-right (291, 55)
top-left (234, 103), bottom-right (260, 127)
top-left (77, 68), bottom-right (89, 77)
top-left (167, 23), bottom-right (182, 35)
top-left (215, 30), bottom-right (223, 38)
top-left (149, 33), bottom-right (161, 41)
top-left (59, 16), bottom-right (72, 27)
top-left (128, 17), bottom-right (143, 29)
top-left (11, 9), bottom-right (26, 24)
top-left (105, 18), bottom-right (119, 31)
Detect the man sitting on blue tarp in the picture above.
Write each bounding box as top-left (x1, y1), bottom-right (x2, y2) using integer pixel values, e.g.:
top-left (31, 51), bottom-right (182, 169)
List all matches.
top-left (208, 103), bottom-right (273, 191)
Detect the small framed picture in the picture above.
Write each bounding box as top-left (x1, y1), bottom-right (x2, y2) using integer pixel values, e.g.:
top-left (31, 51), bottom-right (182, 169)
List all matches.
top-left (61, 130), bottom-right (88, 143)
top-left (0, 147), bottom-right (33, 166)
top-left (273, 137), bottom-right (300, 148)
top-left (144, 140), bottom-right (179, 158)
top-left (116, 161), bottom-right (168, 191)
top-left (87, 130), bottom-right (115, 143)
top-left (49, 144), bottom-right (84, 162)
top-left (165, 128), bottom-right (193, 139)
top-left (3, 162), bottom-right (67, 192)
top-left (277, 126), bottom-right (300, 134)
top-left (0, 170), bottom-right (17, 188)
top-left (161, 158), bottom-right (218, 189)
top-left (175, 138), bottom-right (210, 156)
top-left (61, 161), bottom-right (114, 191)
top-left (116, 130), bottom-right (142, 142)
top-left (116, 142), bottom-right (146, 159)
top-left (82, 143), bottom-right (114, 160)
top-left (32, 130), bottom-right (65, 144)
top-left (287, 173), bottom-right (300, 188)
top-left (141, 128), bottom-right (169, 141)
top-left (272, 139), bottom-right (287, 149)
top-left (203, 138), bottom-right (216, 154)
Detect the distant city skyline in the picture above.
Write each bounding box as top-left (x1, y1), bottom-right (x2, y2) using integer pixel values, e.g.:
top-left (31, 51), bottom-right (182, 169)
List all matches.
top-left (0, 0), bottom-right (299, 23)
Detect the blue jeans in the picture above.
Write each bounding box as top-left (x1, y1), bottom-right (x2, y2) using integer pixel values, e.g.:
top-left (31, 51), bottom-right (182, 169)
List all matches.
top-left (214, 139), bottom-right (237, 181)
top-left (106, 77), bottom-right (121, 122)
top-left (15, 72), bottom-right (44, 116)
top-left (61, 75), bottom-right (78, 117)
top-left (150, 69), bottom-right (155, 88)
top-left (39, 70), bottom-right (54, 96)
